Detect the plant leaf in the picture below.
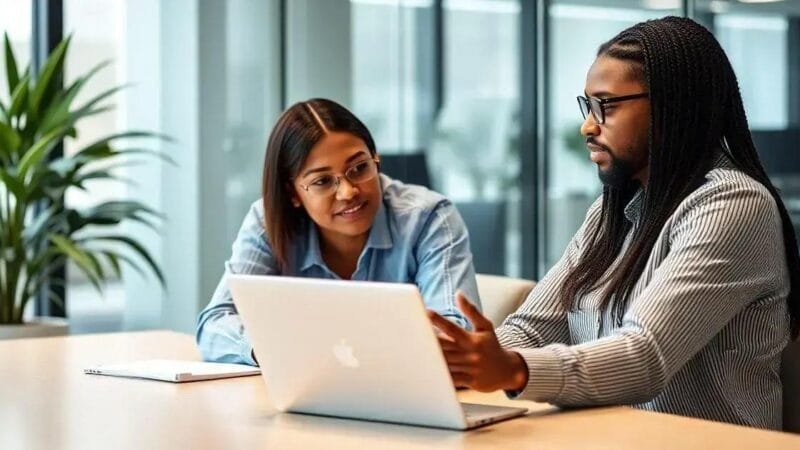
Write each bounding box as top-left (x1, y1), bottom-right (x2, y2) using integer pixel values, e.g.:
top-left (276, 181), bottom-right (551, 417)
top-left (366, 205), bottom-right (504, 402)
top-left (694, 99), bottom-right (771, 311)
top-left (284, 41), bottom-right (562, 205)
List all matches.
top-left (0, 120), bottom-right (21, 161)
top-left (85, 251), bottom-right (106, 281)
top-left (22, 204), bottom-right (58, 245)
top-left (4, 32), bottom-right (19, 94)
top-left (78, 234), bottom-right (165, 287)
top-left (67, 83), bottom-right (128, 126)
top-left (101, 250), bottom-right (146, 279)
top-left (0, 99), bottom-right (8, 123)
top-left (39, 60), bottom-right (112, 135)
top-left (116, 148), bottom-right (176, 165)
top-left (8, 71), bottom-right (29, 119)
top-left (0, 167), bottom-right (25, 200)
top-left (100, 250), bottom-right (122, 279)
top-left (17, 125), bottom-right (67, 179)
top-left (30, 35), bottom-right (71, 121)
top-left (48, 234), bottom-right (104, 293)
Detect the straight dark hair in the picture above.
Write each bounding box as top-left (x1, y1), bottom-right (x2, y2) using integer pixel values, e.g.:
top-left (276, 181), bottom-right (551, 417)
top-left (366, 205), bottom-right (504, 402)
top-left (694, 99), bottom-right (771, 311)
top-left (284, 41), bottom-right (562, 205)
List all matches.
top-left (559, 17), bottom-right (800, 338)
top-left (261, 98), bottom-right (377, 270)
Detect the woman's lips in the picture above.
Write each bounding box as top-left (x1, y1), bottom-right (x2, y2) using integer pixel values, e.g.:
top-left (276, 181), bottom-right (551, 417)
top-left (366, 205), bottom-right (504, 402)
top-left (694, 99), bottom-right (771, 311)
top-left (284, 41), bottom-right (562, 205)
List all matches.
top-left (335, 201), bottom-right (366, 218)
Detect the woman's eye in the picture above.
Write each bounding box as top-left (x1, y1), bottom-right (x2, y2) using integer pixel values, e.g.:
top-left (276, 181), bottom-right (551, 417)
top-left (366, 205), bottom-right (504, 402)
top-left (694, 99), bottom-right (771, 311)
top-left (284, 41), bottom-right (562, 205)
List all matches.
top-left (311, 176), bottom-right (333, 186)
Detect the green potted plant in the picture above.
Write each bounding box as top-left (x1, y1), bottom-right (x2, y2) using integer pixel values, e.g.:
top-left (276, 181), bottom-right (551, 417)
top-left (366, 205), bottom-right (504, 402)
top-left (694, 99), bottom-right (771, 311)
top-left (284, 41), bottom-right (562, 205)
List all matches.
top-left (0, 34), bottom-right (166, 338)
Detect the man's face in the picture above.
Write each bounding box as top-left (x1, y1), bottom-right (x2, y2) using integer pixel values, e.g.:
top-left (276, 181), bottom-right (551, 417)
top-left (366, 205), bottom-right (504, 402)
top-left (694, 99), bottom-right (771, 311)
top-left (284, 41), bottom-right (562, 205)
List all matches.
top-left (581, 55), bottom-right (651, 187)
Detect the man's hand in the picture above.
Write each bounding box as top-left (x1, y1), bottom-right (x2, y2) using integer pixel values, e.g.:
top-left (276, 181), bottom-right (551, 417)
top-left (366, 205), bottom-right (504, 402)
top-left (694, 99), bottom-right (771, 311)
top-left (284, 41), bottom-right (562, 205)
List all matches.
top-left (427, 292), bottom-right (529, 392)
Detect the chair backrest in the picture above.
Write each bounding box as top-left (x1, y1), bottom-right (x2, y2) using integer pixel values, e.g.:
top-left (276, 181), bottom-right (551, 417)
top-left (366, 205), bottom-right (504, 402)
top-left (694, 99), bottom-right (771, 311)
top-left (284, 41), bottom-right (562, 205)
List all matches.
top-left (377, 152), bottom-right (432, 188)
top-left (751, 128), bottom-right (800, 176)
top-left (475, 273), bottom-right (536, 327)
top-left (457, 200), bottom-right (507, 275)
top-left (783, 339), bottom-right (800, 432)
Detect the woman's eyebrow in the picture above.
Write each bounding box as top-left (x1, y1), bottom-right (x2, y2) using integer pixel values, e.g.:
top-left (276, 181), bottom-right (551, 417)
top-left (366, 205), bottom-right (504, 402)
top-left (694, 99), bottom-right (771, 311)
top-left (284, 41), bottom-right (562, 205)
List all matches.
top-left (301, 150), bottom-right (369, 178)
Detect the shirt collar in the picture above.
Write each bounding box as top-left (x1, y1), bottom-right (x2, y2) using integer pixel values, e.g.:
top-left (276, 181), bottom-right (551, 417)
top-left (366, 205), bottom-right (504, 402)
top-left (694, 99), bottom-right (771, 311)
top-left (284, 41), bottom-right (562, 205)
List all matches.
top-left (364, 198), bottom-right (393, 250)
top-left (298, 193), bottom-right (393, 272)
top-left (624, 189), bottom-right (644, 224)
top-left (299, 222), bottom-right (325, 272)
top-left (622, 149), bottom-right (732, 225)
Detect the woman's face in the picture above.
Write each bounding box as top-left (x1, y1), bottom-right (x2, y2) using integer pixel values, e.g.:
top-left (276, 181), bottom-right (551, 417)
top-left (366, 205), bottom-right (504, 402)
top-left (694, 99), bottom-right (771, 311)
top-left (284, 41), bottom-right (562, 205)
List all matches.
top-left (291, 131), bottom-right (382, 245)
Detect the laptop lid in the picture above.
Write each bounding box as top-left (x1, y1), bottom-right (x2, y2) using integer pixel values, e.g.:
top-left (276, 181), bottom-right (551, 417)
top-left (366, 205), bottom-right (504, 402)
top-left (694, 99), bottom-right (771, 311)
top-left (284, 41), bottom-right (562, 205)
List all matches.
top-left (227, 274), bottom-right (469, 429)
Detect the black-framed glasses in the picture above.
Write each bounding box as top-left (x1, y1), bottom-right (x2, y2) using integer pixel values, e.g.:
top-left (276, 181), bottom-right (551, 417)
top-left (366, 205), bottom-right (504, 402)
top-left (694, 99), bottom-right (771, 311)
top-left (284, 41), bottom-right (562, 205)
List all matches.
top-left (297, 158), bottom-right (381, 197)
top-left (577, 92), bottom-right (649, 124)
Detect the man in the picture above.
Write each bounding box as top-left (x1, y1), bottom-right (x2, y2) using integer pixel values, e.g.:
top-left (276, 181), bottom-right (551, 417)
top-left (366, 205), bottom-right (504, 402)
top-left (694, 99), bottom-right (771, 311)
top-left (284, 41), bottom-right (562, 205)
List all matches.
top-left (428, 16), bottom-right (800, 430)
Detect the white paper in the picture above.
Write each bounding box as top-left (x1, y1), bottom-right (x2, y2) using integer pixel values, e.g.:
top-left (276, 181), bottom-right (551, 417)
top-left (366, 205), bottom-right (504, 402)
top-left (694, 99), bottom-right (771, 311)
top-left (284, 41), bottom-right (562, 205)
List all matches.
top-left (84, 359), bottom-right (261, 383)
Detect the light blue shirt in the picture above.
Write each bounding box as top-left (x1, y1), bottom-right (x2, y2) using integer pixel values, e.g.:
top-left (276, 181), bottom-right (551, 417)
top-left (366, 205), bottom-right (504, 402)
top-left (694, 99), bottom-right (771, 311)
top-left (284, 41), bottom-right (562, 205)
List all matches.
top-left (196, 174), bottom-right (481, 365)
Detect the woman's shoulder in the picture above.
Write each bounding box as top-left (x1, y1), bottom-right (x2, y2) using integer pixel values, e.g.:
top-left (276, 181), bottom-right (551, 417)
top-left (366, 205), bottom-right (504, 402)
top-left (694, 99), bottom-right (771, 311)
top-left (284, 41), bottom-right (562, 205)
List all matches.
top-left (380, 174), bottom-right (451, 216)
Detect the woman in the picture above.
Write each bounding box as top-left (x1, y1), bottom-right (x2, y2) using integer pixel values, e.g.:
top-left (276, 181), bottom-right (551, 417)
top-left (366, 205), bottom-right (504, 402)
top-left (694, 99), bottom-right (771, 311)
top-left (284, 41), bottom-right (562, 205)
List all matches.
top-left (197, 98), bottom-right (481, 365)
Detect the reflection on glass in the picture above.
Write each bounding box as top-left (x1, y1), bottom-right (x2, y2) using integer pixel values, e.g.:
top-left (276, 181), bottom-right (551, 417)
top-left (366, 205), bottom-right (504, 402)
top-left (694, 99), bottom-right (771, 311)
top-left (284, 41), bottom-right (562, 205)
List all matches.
top-left (697, 0), bottom-right (800, 245)
top-left (545, 2), bottom-right (679, 268)
top-left (351, 0), bottom-right (436, 153)
top-left (431, 0), bottom-right (521, 276)
top-left (62, 0), bottom-right (127, 330)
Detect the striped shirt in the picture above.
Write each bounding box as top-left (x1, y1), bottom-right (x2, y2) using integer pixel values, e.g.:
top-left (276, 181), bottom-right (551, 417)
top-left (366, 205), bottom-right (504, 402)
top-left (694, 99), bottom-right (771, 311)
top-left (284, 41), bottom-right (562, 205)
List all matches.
top-left (497, 154), bottom-right (791, 430)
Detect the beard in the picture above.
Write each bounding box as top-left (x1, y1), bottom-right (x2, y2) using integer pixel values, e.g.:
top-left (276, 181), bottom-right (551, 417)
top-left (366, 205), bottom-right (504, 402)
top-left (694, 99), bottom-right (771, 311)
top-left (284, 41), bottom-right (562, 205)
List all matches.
top-left (587, 138), bottom-right (646, 187)
top-left (597, 155), bottom-right (637, 187)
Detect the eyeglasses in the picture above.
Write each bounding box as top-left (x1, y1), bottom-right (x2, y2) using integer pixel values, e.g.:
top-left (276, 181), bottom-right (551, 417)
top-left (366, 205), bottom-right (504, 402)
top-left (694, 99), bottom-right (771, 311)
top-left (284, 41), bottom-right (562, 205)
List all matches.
top-left (577, 93), bottom-right (648, 125)
top-left (296, 158), bottom-right (380, 197)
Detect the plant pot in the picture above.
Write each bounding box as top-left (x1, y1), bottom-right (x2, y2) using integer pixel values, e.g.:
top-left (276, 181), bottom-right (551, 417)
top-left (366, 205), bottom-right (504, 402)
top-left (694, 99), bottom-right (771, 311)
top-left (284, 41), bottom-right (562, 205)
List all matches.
top-left (0, 317), bottom-right (70, 340)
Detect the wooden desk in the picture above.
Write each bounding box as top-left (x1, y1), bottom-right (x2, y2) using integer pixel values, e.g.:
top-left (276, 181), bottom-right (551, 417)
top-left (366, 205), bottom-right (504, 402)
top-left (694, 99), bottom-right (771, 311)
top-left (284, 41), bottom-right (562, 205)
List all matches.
top-left (2, 331), bottom-right (798, 450)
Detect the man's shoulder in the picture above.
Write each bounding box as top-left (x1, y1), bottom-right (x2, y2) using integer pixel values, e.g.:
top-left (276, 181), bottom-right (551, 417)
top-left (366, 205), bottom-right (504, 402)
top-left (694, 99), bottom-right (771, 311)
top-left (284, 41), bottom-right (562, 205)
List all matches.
top-left (674, 166), bottom-right (778, 223)
top-left (692, 166), bottom-right (773, 206)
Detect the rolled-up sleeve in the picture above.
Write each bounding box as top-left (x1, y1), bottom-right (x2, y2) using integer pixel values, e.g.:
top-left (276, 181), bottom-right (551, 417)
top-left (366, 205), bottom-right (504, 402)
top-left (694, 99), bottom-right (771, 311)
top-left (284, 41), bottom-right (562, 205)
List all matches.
top-left (414, 201), bottom-right (480, 329)
top-left (196, 201), bottom-right (279, 366)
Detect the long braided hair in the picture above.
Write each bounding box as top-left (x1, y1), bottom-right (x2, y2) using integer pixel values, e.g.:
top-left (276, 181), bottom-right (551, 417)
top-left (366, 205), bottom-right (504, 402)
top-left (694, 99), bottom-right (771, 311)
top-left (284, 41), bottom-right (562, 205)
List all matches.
top-left (559, 16), bottom-right (800, 338)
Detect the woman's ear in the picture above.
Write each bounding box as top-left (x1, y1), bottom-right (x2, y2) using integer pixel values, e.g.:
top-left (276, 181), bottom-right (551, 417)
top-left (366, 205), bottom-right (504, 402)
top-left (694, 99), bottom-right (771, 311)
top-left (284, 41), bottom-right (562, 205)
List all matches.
top-left (285, 182), bottom-right (302, 208)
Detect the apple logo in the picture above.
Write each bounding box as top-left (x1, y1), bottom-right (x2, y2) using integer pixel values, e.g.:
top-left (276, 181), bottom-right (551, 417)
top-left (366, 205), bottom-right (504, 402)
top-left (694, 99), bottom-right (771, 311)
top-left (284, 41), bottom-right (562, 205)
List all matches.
top-left (333, 339), bottom-right (360, 368)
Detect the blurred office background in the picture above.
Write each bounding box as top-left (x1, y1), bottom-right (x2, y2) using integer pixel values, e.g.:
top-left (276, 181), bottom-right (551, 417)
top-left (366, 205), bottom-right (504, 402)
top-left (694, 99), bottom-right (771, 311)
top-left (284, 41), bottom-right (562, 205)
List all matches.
top-left (2, 0), bottom-right (798, 334)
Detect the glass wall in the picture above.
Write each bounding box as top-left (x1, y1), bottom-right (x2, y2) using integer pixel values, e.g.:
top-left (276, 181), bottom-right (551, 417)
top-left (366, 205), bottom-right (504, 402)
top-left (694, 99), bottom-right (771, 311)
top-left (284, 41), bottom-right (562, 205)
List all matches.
top-left (543, 1), bottom-right (680, 269)
top-left (63, 0), bottom-right (126, 332)
top-left (60, 0), bottom-right (283, 333)
top-left (351, 0), bottom-right (437, 153)
top-left (434, 0), bottom-right (521, 276)
top-left (695, 0), bottom-right (800, 248)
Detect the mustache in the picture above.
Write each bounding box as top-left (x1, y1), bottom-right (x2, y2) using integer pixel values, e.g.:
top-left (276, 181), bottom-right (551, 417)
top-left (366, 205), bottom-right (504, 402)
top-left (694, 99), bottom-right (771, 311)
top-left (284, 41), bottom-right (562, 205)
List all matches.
top-left (586, 138), bottom-right (612, 153)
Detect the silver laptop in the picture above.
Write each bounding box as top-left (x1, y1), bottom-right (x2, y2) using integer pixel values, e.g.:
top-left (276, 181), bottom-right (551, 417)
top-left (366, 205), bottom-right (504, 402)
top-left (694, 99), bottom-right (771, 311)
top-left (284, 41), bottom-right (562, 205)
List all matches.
top-left (227, 274), bottom-right (527, 430)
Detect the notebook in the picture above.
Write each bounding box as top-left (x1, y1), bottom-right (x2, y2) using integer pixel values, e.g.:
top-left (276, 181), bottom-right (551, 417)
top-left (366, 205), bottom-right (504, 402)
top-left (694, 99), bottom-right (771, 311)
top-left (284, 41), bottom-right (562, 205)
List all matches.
top-left (84, 359), bottom-right (261, 383)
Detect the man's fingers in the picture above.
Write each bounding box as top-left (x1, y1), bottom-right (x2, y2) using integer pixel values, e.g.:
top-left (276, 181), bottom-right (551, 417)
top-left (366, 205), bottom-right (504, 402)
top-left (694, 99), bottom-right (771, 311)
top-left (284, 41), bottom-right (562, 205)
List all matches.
top-left (427, 310), bottom-right (469, 344)
top-left (442, 349), bottom-right (474, 364)
top-left (450, 372), bottom-right (473, 388)
top-left (438, 337), bottom-right (463, 352)
top-left (456, 291), bottom-right (494, 332)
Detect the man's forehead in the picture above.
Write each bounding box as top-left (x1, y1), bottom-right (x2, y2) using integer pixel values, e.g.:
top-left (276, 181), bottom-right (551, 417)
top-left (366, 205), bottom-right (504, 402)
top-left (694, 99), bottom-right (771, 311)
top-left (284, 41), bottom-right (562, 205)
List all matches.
top-left (585, 56), bottom-right (646, 95)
